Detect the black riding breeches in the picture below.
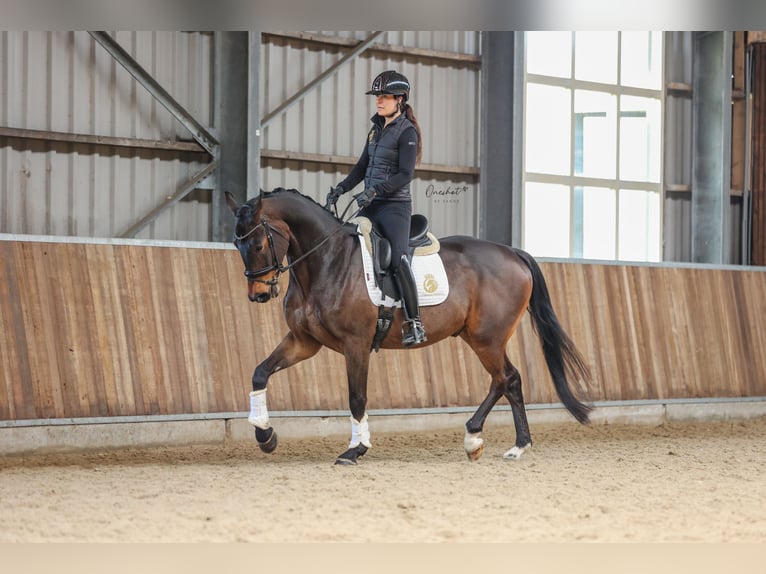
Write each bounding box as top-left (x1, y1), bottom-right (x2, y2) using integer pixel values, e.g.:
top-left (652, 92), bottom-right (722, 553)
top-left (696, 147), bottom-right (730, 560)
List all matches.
top-left (359, 200), bottom-right (412, 273)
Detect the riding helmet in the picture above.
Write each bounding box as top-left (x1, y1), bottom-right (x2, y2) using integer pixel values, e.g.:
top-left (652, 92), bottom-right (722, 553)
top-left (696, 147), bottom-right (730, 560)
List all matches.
top-left (366, 70), bottom-right (410, 102)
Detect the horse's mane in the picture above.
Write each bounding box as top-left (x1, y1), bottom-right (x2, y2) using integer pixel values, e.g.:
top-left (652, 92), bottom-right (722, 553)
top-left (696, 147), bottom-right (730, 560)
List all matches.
top-left (259, 187), bottom-right (350, 227)
top-left (266, 187), bottom-right (322, 207)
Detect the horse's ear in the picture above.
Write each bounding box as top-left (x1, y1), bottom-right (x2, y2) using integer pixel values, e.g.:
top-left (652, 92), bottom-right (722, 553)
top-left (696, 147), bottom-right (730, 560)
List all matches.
top-left (224, 191), bottom-right (239, 215)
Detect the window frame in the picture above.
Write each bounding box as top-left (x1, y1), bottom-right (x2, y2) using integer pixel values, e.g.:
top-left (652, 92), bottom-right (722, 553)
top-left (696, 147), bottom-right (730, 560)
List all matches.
top-left (521, 31), bottom-right (665, 262)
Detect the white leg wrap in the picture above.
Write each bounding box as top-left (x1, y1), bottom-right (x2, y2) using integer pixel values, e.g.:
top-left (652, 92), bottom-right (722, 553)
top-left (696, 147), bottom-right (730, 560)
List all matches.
top-left (349, 413), bottom-right (371, 449)
top-left (248, 389), bottom-right (270, 430)
top-left (464, 431), bottom-right (484, 453)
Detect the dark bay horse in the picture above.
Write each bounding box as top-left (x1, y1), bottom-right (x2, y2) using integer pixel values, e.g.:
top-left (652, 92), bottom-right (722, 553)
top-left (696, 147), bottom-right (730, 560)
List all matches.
top-left (225, 187), bottom-right (592, 465)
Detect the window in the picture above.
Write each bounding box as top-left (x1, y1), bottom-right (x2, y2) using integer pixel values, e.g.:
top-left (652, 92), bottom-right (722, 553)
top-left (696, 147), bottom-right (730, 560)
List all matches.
top-left (523, 32), bottom-right (663, 262)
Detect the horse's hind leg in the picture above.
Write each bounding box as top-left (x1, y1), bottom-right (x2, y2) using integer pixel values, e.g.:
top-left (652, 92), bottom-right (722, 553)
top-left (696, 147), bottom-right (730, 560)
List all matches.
top-left (464, 381), bottom-right (505, 461)
top-left (464, 351), bottom-right (532, 461)
top-left (463, 343), bottom-right (510, 461)
top-left (502, 358), bottom-right (532, 460)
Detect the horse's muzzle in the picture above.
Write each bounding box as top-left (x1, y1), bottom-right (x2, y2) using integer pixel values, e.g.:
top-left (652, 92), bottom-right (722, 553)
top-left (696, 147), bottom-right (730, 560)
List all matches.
top-left (246, 274), bottom-right (279, 302)
top-left (249, 292), bottom-right (271, 303)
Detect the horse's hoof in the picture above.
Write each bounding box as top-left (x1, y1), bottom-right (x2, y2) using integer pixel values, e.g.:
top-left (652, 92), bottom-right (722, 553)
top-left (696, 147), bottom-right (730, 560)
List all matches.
top-left (466, 443), bottom-right (485, 462)
top-left (256, 428), bottom-right (278, 453)
top-left (334, 445), bottom-right (367, 466)
top-left (463, 432), bottom-right (484, 462)
top-left (502, 443), bottom-right (531, 461)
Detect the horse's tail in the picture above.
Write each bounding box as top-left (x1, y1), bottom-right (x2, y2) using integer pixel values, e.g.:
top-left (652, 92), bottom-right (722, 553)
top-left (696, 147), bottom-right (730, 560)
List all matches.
top-left (515, 249), bottom-right (592, 424)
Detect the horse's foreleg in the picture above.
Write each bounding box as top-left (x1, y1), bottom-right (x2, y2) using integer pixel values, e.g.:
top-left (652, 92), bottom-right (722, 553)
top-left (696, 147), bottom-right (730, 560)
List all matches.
top-left (249, 333), bottom-right (321, 453)
top-left (248, 389), bottom-right (278, 452)
top-left (335, 349), bottom-right (371, 466)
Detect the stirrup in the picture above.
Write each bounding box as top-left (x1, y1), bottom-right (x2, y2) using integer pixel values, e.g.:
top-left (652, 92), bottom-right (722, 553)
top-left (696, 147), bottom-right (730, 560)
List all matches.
top-left (402, 319), bottom-right (427, 347)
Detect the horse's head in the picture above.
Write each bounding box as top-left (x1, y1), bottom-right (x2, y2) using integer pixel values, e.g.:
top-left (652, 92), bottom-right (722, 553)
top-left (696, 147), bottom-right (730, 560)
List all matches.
top-left (225, 191), bottom-right (291, 303)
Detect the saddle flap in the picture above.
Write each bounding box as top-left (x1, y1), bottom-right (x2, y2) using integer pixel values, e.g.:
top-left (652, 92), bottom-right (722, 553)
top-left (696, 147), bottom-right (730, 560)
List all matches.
top-left (371, 233), bottom-right (391, 277)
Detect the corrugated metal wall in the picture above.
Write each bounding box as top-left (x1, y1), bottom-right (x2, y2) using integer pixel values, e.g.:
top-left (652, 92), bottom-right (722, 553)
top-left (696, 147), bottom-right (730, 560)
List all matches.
top-left (0, 31), bottom-right (214, 240)
top-left (259, 31), bottom-right (482, 239)
top-left (0, 31), bottom-right (753, 257)
top-left (1, 31), bottom-right (481, 242)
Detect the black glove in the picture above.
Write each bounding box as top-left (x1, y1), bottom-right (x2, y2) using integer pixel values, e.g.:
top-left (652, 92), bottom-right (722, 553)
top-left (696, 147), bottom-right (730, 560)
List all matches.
top-left (324, 185), bottom-right (344, 210)
top-left (353, 188), bottom-right (376, 209)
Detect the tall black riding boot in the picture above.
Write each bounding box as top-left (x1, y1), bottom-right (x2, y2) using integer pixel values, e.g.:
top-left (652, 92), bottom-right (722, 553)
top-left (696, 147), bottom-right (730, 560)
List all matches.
top-left (393, 255), bottom-right (427, 347)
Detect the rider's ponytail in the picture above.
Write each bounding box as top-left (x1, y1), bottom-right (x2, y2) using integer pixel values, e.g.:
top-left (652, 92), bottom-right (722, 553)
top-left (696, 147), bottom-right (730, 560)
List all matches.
top-left (402, 103), bottom-right (422, 165)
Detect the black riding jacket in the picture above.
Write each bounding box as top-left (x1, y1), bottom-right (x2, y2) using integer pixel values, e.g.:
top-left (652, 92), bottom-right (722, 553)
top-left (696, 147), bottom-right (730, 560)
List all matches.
top-left (338, 113), bottom-right (418, 202)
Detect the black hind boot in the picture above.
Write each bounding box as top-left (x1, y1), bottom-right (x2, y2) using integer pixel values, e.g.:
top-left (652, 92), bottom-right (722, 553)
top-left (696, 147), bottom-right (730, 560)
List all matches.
top-left (393, 255), bottom-right (427, 347)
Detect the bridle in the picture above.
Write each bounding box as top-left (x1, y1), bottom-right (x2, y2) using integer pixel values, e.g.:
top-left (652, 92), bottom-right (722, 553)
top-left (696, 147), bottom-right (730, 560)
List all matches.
top-left (234, 215), bottom-right (344, 297)
top-left (234, 218), bottom-right (289, 297)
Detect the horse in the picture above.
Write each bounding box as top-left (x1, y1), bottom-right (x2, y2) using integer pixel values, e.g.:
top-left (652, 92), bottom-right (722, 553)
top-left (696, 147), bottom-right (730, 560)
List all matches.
top-left (225, 187), bottom-right (592, 465)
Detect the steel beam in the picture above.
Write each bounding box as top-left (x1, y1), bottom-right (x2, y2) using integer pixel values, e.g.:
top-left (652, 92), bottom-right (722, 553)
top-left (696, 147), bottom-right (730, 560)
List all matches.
top-left (211, 32), bottom-right (252, 242)
top-left (0, 126), bottom-right (206, 154)
top-left (261, 31), bottom-right (384, 128)
top-left (88, 31), bottom-right (219, 157)
top-left (247, 31), bottom-right (261, 200)
top-left (262, 31), bottom-right (481, 69)
top-left (479, 31), bottom-right (522, 246)
top-left (120, 161), bottom-right (219, 238)
top-left (691, 31), bottom-right (733, 264)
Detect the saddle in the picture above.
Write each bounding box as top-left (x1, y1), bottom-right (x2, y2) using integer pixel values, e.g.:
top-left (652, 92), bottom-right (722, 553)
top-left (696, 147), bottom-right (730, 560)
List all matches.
top-left (352, 214), bottom-right (438, 299)
top-left (351, 214), bottom-right (440, 352)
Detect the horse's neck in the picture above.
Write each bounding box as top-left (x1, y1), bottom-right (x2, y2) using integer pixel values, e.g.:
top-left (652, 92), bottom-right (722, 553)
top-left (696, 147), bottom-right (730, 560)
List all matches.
top-left (272, 202), bottom-right (345, 259)
top-left (277, 205), bottom-right (353, 294)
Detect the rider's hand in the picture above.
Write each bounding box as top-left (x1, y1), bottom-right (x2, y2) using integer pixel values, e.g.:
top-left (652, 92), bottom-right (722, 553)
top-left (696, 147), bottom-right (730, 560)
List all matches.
top-left (353, 188), bottom-right (376, 209)
top-left (324, 185), bottom-right (344, 210)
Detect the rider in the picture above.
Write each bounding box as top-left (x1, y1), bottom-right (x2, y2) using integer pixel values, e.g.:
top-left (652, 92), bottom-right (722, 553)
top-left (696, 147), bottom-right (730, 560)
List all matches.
top-left (326, 70), bottom-right (427, 347)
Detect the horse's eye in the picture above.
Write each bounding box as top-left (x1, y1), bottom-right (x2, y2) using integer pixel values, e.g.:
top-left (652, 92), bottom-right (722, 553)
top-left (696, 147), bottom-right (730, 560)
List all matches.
top-left (254, 244), bottom-right (264, 252)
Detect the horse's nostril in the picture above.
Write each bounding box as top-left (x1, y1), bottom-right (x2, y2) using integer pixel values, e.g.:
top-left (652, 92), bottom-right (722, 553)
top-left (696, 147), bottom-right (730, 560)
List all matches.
top-left (254, 292), bottom-right (270, 303)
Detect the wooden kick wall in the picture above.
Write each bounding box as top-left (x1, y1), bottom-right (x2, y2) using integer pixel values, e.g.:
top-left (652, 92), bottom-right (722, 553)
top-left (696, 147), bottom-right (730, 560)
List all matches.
top-left (1, 238), bottom-right (766, 423)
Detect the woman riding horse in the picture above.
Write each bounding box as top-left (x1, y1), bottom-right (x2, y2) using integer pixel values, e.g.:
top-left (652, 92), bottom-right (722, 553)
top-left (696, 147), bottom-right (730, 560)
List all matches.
top-left (226, 188), bottom-right (592, 465)
top-left (326, 70), bottom-right (426, 347)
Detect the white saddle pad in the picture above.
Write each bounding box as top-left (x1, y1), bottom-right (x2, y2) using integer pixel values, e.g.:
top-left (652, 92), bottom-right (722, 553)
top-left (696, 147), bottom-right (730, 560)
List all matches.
top-left (354, 222), bottom-right (449, 308)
